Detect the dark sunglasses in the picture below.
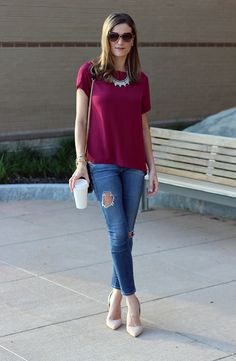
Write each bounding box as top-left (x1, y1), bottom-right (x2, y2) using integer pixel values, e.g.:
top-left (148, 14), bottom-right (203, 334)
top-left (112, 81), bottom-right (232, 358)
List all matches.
top-left (108, 32), bottom-right (134, 43)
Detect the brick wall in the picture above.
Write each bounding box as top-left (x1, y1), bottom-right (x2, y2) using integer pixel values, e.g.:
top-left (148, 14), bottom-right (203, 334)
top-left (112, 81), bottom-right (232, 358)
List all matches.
top-left (0, 0), bottom-right (236, 138)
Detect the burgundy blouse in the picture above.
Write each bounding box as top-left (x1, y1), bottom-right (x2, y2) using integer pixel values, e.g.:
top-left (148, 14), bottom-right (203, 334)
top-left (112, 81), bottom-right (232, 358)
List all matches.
top-left (76, 61), bottom-right (151, 172)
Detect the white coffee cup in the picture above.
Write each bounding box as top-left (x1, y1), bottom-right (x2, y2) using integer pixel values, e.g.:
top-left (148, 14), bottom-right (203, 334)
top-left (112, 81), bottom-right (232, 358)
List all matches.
top-left (73, 179), bottom-right (89, 209)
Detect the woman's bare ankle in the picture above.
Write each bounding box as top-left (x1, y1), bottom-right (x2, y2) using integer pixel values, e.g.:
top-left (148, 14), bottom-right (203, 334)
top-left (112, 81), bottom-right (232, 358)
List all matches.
top-left (107, 289), bottom-right (122, 320)
top-left (125, 293), bottom-right (138, 306)
top-left (112, 288), bottom-right (122, 299)
top-left (126, 295), bottom-right (141, 327)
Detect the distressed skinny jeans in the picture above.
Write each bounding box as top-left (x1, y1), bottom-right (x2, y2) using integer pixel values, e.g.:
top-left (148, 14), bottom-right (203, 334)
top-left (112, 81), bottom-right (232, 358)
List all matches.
top-left (88, 163), bottom-right (145, 296)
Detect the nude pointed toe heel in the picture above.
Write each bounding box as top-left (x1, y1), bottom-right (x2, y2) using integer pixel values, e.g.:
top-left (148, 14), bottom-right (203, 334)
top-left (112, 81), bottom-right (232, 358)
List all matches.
top-left (106, 290), bottom-right (122, 330)
top-left (106, 317), bottom-right (123, 330)
top-left (126, 297), bottom-right (144, 337)
top-left (126, 323), bottom-right (144, 337)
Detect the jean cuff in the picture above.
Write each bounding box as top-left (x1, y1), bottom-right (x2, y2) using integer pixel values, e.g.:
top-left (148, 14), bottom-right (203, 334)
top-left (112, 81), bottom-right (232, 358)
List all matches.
top-left (121, 289), bottom-right (136, 296)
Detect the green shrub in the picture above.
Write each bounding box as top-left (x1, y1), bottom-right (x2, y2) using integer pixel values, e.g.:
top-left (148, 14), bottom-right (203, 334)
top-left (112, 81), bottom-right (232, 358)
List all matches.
top-left (0, 154), bottom-right (7, 182)
top-left (0, 138), bottom-right (76, 184)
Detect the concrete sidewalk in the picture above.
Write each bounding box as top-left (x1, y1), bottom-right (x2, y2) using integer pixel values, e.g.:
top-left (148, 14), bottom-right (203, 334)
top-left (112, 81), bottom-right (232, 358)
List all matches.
top-left (0, 200), bottom-right (236, 361)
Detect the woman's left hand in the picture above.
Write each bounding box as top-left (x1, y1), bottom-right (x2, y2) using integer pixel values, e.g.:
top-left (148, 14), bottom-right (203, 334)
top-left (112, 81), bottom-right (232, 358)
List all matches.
top-left (147, 166), bottom-right (159, 197)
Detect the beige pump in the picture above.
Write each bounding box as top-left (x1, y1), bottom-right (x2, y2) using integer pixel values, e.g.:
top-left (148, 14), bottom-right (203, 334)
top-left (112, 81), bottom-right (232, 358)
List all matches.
top-left (126, 297), bottom-right (144, 337)
top-left (106, 290), bottom-right (122, 330)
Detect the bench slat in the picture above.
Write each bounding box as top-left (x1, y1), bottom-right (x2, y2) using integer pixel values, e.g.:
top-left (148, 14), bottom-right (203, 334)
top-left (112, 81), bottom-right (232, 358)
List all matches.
top-left (158, 173), bottom-right (236, 197)
top-left (152, 138), bottom-right (211, 152)
top-left (212, 168), bottom-right (236, 179)
top-left (156, 159), bottom-right (207, 174)
top-left (156, 165), bottom-right (213, 181)
top-left (215, 154), bottom-right (236, 163)
top-left (153, 151), bottom-right (209, 167)
top-left (152, 144), bottom-right (211, 159)
top-left (156, 165), bottom-right (236, 187)
top-left (214, 161), bottom-right (236, 172)
top-left (151, 127), bottom-right (236, 149)
top-left (216, 148), bottom-right (236, 157)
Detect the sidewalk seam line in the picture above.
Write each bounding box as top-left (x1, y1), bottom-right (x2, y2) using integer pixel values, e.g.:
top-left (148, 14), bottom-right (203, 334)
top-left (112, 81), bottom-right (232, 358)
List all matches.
top-left (0, 258), bottom-right (113, 280)
top-left (39, 275), bottom-right (104, 303)
top-left (0, 310), bottom-right (107, 339)
top-left (141, 279), bottom-right (236, 303)
top-left (211, 353), bottom-right (236, 361)
top-left (0, 259), bottom-right (106, 304)
top-left (0, 226), bottom-right (107, 248)
top-left (0, 344), bottom-right (29, 360)
top-left (134, 235), bottom-right (236, 259)
top-left (174, 331), bottom-right (236, 355)
top-left (1, 260), bottom-right (236, 302)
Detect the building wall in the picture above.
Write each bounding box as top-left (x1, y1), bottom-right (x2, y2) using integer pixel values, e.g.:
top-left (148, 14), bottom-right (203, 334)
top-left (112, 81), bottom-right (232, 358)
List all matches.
top-left (0, 0), bottom-right (236, 138)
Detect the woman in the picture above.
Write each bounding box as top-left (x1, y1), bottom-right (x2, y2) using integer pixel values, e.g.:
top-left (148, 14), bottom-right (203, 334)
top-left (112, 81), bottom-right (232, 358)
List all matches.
top-left (69, 12), bottom-right (158, 337)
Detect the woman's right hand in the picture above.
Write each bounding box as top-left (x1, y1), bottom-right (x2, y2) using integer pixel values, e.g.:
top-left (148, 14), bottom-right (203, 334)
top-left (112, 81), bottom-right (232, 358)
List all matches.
top-left (69, 163), bottom-right (90, 192)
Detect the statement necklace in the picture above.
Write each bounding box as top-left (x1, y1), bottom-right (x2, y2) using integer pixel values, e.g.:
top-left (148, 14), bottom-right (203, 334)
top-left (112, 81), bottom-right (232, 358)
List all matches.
top-left (112, 72), bottom-right (130, 87)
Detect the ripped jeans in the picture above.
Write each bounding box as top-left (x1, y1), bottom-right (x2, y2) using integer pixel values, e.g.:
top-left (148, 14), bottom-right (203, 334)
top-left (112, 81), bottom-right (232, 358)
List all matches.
top-left (88, 162), bottom-right (145, 296)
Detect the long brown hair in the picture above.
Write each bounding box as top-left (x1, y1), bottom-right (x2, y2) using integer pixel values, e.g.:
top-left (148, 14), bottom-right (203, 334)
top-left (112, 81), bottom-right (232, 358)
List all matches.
top-left (91, 13), bottom-right (141, 83)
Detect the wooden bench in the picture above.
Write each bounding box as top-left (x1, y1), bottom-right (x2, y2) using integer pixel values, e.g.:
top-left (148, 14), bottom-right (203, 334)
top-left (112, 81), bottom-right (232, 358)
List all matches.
top-left (142, 127), bottom-right (236, 211)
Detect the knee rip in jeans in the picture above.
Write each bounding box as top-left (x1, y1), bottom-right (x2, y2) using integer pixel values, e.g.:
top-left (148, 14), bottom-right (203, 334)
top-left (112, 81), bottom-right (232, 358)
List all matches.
top-left (102, 191), bottom-right (114, 208)
top-left (128, 231), bottom-right (134, 238)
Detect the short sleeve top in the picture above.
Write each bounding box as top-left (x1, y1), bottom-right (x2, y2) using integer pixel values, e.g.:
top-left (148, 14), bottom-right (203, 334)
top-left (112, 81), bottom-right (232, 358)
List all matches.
top-left (76, 61), bottom-right (151, 172)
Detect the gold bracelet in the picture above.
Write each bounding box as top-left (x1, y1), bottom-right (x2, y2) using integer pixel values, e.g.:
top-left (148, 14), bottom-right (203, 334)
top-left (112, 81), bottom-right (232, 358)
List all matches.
top-left (75, 157), bottom-right (87, 166)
